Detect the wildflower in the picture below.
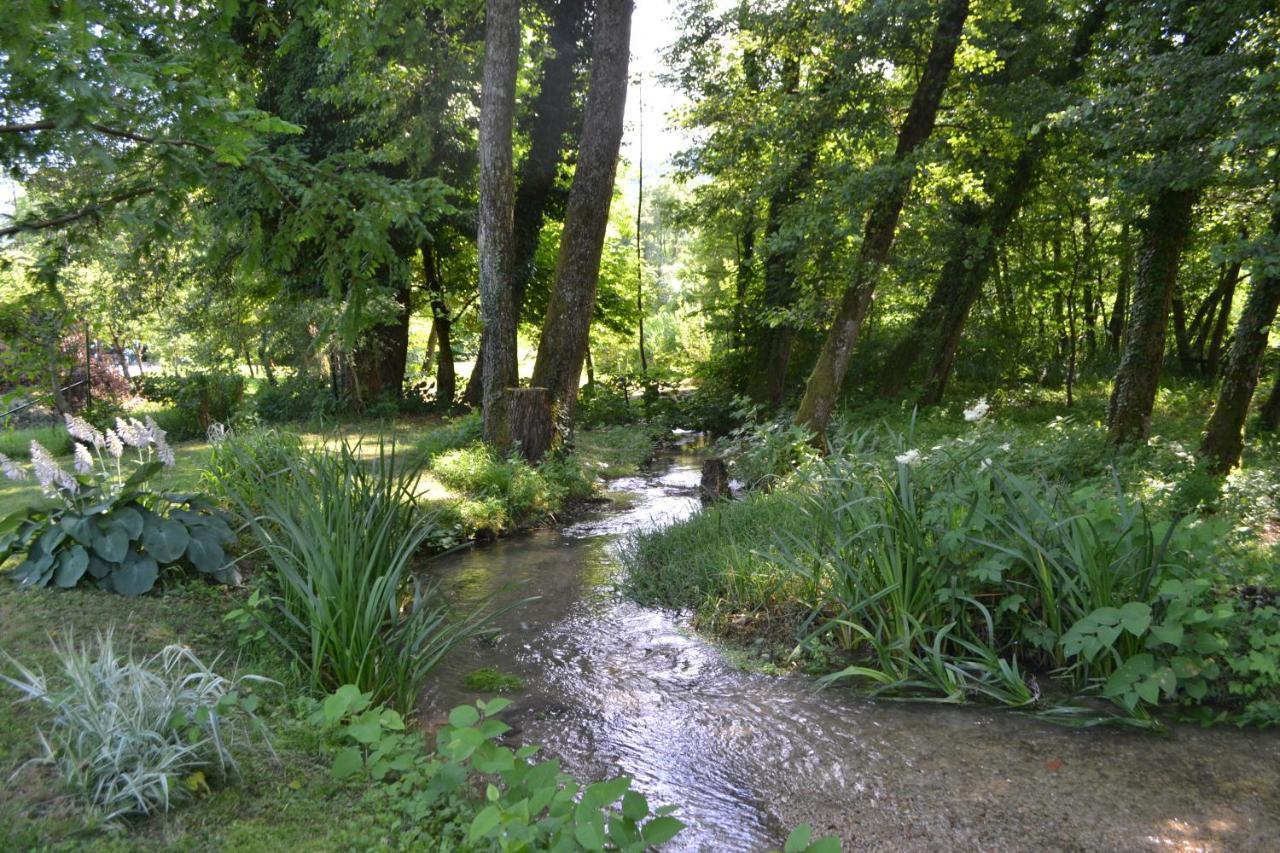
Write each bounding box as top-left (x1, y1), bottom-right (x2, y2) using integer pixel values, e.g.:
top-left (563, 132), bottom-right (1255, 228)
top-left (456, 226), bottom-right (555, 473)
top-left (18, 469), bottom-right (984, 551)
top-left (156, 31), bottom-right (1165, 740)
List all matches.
top-left (895, 449), bottom-right (924, 467)
top-left (73, 442), bottom-right (94, 474)
top-left (978, 457), bottom-right (993, 472)
top-left (63, 412), bottom-right (104, 448)
top-left (146, 416), bottom-right (175, 466)
top-left (999, 442), bottom-right (1011, 452)
top-left (30, 441), bottom-right (76, 494)
top-left (105, 429), bottom-right (125, 459)
top-left (963, 398), bottom-right (990, 423)
top-left (0, 453), bottom-right (27, 481)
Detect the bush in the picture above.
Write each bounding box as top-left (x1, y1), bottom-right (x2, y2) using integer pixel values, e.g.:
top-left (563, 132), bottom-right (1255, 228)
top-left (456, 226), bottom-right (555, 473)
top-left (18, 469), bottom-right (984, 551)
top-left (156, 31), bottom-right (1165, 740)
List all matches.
top-left (252, 372), bottom-right (340, 424)
top-left (217, 435), bottom-right (492, 710)
top-left (140, 372), bottom-right (246, 439)
top-left (432, 445), bottom-right (594, 533)
top-left (1, 630), bottom-right (269, 822)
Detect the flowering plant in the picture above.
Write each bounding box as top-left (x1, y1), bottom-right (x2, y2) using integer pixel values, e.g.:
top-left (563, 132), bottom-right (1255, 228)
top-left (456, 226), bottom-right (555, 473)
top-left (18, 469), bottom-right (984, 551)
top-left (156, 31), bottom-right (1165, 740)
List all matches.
top-left (0, 414), bottom-right (236, 596)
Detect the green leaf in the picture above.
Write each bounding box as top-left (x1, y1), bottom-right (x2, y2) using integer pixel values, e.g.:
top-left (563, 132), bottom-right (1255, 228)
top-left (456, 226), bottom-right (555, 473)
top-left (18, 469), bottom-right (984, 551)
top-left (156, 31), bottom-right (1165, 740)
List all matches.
top-left (141, 516), bottom-right (190, 563)
top-left (621, 790), bottom-right (649, 822)
top-left (123, 460), bottom-right (164, 491)
top-left (1119, 602), bottom-right (1151, 636)
top-left (345, 709), bottom-right (383, 744)
top-left (86, 555), bottom-right (114, 579)
top-left (322, 685), bottom-right (367, 725)
top-left (379, 709), bottom-right (405, 731)
top-left (806, 837), bottom-right (842, 853)
top-left (785, 824), bottom-right (814, 853)
top-left (185, 531), bottom-right (227, 573)
top-left (59, 514), bottom-right (96, 545)
top-left (573, 805), bottom-right (606, 851)
top-left (640, 816), bottom-right (685, 846)
top-left (54, 545), bottom-right (89, 588)
top-left (468, 805), bottom-right (501, 842)
top-left (112, 552), bottom-right (159, 596)
top-left (1147, 623), bottom-right (1184, 648)
top-left (331, 747), bottom-right (364, 781)
top-left (92, 523), bottom-right (129, 562)
top-left (112, 506), bottom-right (145, 538)
top-left (448, 704), bottom-right (480, 728)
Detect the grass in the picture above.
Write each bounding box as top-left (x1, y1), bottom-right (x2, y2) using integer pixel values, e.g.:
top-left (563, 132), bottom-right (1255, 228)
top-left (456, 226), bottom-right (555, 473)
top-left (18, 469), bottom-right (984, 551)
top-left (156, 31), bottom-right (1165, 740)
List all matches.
top-left (574, 423), bottom-right (665, 478)
top-left (461, 667), bottom-right (525, 693)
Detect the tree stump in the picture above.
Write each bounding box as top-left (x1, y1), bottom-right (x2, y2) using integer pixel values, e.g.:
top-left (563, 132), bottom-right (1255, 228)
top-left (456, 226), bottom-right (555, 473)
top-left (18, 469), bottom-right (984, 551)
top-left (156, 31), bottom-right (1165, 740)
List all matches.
top-left (508, 387), bottom-right (554, 463)
top-left (700, 457), bottom-right (730, 503)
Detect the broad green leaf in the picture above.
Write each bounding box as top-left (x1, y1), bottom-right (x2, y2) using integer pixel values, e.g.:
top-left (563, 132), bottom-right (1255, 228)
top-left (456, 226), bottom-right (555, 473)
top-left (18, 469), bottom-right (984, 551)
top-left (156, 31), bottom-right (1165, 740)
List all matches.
top-left (331, 747), bottom-right (364, 780)
top-left (448, 704), bottom-right (480, 728)
top-left (621, 790), bottom-right (649, 821)
top-left (92, 524), bottom-right (129, 562)
top-left (785, 824), bottom-right (813, 853)
top-left (1118, 602), bottom-right (1151, 636)
top-left (112, 552), bottom-right (159, 596)
top-left (468, 805), bottom-right (501, 842)
top-left (185, 532), bottom-right (226, 573)
top-left (54, 545), bottom-right (89, 587)
top-left (142, 516), bottom-right (190, 563)
top-left (640, 816), bottom-right (685, 846)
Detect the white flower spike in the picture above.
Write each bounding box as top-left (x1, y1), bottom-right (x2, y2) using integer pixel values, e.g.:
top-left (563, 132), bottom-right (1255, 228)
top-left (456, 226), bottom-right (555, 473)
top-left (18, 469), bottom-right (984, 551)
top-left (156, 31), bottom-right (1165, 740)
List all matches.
top-left (895, 449), bottom-right (924, 468)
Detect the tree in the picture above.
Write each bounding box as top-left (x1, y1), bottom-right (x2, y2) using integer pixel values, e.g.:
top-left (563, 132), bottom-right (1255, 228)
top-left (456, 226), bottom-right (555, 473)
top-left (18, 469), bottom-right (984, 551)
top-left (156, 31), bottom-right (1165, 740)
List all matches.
top-left (477, 0), bottom-right (522, 449)
top-left (530, 0), bottom-right (633, 420)
top-left (794, 0), bottom-right (970, 443)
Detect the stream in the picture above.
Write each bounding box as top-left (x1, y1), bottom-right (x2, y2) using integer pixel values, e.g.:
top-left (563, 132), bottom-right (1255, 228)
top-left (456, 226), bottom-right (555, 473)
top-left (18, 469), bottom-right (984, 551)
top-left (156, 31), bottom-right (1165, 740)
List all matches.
top-left (423, 445), bottom-right (1280, 851)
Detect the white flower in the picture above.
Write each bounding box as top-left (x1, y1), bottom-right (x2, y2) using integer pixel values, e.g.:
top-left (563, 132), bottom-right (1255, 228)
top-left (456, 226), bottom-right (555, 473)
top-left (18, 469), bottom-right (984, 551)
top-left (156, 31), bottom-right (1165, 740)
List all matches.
top-left (30, 441), bottom-right (76, 494)
top-left (63, 412), bottom-right (104, 448)
top-left (999, 442), bottom-right (1011, 452)
top-left (146, 416), bottom-right (175, 466)
top-left (0, 453), bottom-right (27, 481)
top-left (115, 417), bottom-right (150, 448)
top-left (105, 429), bottom-right (125, 459)
top-left (895, 449), bottom-right (924, 467)
top-left (73, 442), bottom-right (94, 474)
top-left (963, 398), bottom-right (990, 423)
top-left (978, 457), bottom-right (993, 472)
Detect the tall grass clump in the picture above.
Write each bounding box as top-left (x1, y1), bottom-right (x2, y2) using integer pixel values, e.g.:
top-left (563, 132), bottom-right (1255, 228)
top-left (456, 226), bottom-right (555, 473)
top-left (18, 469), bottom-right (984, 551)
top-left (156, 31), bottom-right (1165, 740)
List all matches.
top-left (1, 630), bottom-right (268, 821)
top-left (432, 444), bottom-right (595, 534)
top-left (218, 435), bottom-right (492, 710)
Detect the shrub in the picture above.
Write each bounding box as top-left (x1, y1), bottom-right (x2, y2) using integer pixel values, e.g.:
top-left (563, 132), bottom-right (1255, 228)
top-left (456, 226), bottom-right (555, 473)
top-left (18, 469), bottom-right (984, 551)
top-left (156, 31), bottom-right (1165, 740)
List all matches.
top-left (218, 435), bottom-right (492, 710)
top-left (1, 630), bottom-right (270, 822)
top-left (432, 446), bottom-right (579, 531)
top-left (1, 414), bottom-right (235, 595)
top-left (140, 372), bottom-right (246, 440)
top-left (252, 372), bottom-right (340, 424)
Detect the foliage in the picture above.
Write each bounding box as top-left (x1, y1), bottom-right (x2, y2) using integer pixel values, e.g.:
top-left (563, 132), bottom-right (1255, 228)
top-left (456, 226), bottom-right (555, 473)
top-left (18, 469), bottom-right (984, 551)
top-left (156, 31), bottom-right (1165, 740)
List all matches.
top-left (0, 630), bottom-right (270, 822)
top-left (317, 689), bottom-right (689, 851)
top-left (252, 372), bottom-right (343, 424)
top-left (432, 445), bottom-right (595, 534)
top-left (140, 372), bottom-right (246, 440)
top-left (217, 434), bottom-right (492, 710)
top-left (0, 415), bottom-right (235, 596)
top-left (410, 411), bottom-right (483, 465)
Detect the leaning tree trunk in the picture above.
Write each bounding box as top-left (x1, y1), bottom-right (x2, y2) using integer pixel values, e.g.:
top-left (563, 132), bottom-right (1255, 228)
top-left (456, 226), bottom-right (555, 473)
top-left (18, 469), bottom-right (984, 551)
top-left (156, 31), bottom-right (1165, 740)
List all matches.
top-left (1199, 208), bottom-right (1280, 473)
top-left (1205, 260), bottom-right (1240, 376)
top-left (530, 0), bottom-right (633, 423)
top-left (1107, 187), bottom-right (1198, 446)
top-left (794, 0), bottom-right (970, 443)
top-left (476, 0), bottom-right (521, 450)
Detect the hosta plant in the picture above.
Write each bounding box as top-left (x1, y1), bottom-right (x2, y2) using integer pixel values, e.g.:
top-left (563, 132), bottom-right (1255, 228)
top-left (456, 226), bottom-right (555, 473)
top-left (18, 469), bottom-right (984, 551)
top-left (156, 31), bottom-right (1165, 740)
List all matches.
top-left (0, 414), bottom-right (236, 596)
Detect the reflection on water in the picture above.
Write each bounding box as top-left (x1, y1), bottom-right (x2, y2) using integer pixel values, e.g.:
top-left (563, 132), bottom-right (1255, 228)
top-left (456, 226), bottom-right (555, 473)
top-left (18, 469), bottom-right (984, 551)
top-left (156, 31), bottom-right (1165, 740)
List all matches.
top-left (422, 449), bottom-right (1280, 852)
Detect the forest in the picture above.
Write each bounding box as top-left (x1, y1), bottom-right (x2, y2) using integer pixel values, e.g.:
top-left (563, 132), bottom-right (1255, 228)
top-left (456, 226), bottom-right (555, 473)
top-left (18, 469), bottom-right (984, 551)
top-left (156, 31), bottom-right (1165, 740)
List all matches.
top-left (1, 0), bottom-right (1279, 850)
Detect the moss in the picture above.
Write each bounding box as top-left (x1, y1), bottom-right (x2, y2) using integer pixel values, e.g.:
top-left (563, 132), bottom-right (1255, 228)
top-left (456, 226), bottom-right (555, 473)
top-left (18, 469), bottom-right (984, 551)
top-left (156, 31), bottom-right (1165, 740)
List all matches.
top-left (461, 667), bottom-right (525, 693)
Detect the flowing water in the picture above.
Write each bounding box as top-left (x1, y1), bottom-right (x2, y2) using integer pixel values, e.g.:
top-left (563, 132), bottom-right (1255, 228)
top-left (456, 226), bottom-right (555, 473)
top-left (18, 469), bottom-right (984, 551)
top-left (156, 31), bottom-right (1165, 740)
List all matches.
top-left (423, 446), bottom-right (1280, 852)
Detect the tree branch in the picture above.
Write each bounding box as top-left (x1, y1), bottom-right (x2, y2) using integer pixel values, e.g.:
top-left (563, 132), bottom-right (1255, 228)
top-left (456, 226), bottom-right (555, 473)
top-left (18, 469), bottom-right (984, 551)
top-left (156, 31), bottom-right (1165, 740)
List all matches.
top-left (0, 186), bottom-right (156, 238)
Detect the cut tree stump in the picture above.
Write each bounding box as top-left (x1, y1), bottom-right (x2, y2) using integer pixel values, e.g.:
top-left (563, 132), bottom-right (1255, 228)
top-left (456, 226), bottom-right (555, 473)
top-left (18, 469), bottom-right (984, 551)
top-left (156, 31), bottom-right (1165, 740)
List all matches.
top-left (700, 457), bottom-right (730, 503)
top-left (508, 386), bottom-right (554, 463)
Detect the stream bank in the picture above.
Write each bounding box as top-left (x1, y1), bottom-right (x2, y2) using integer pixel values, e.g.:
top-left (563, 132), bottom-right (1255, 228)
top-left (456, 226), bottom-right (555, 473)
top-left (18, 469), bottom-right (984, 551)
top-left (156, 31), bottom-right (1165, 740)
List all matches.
top-left (423, 447), bottom-right (1280, 851)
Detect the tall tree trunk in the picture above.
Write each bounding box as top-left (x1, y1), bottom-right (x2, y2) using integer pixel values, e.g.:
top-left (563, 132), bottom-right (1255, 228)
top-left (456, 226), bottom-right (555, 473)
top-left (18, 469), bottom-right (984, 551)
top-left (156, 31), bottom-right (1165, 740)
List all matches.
top-left (530, 0), bottom-right (633, 421)
top-left (1107, 187), bottom-right (1198, 445)
top-left (477, 0), bottom-right (521, 449)
top-left (795, 0), bottom-right (970, 440)
top-left (1108, 222), bottom-right (1132, 354)
top-left (466, 0), bottom-right (591, 409)
top-left (1082, 208), bottom-right (1098, 358)
top-left (422, 243), bottom-right (457, 406)
top-left (1199, 208), bottom-right (1280, 473)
